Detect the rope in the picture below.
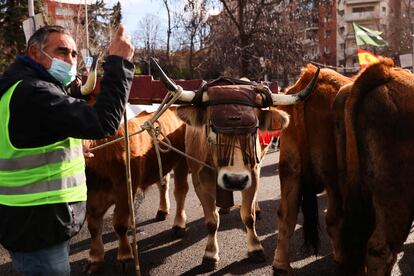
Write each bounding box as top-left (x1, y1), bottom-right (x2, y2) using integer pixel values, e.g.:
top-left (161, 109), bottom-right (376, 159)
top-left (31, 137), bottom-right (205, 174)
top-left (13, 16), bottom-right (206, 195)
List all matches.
top-left (88, 128), bottom-right (145, 152)
top-left (157, 139), bottom-right (215, 171)
top-left (140, 86), bottom-right (186, 185)
top-left (122, 112), bottom-right (141, 276)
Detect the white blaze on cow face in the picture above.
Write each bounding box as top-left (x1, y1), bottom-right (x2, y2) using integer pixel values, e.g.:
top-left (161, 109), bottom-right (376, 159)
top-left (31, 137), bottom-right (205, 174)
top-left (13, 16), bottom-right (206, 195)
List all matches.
top-left (216, 139), bottom-right (252, 191)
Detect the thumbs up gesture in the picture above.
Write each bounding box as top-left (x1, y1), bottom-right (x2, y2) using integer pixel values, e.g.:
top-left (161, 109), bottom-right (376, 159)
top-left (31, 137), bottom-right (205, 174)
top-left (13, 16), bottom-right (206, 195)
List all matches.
top-left (108, 24), bottom-right (134, 61)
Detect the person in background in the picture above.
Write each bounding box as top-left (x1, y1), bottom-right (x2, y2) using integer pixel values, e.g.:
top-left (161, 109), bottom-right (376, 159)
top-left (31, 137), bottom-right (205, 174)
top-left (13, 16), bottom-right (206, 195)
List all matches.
top-left (0, 24), bottom-right (134, 275)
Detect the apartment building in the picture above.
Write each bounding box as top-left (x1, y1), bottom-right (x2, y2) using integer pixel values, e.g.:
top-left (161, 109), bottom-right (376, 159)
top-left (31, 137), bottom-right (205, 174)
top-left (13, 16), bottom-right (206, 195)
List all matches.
top-left (302, 1), bottom-right (337, 68)
top-left (336, 0), bottom-right (392, 74)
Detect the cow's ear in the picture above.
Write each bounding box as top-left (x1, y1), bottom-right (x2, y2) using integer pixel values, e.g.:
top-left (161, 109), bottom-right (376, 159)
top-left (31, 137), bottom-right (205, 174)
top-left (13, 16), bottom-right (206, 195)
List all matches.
top-left (177, 106), bottom-right (206, 127)
top-left (259, 109), bottom-right (290, 131)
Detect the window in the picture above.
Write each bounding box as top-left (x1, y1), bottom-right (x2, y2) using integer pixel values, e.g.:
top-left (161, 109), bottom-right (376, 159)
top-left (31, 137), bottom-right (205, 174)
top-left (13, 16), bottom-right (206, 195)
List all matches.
top-left (325, 29), bottom-right (331, 38)
top-left (55, 7), bottom-right (74, 16)
top-left (381, 6), bottom-right (387, 16)
top-left (339, 26), bottom-right (345, 35)
top-left (352, 6), bottom-right (374, 13)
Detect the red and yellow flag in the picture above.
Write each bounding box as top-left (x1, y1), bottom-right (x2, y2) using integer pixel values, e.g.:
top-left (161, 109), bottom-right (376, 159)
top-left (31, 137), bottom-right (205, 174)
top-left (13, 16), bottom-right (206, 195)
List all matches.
top-left (357, 48), bottom-right (380, 69)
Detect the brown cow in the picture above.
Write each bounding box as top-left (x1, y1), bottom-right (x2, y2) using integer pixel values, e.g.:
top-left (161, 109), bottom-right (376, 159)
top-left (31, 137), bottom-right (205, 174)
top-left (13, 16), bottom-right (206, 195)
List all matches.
top-left (272, 64), bottom-right (352, 274)
top-left (332, 58), bottom-right (414, 275)
top-left (151, 63), bottom-right (319, 270)
top-left (83, 108), bottom-right (189, 273)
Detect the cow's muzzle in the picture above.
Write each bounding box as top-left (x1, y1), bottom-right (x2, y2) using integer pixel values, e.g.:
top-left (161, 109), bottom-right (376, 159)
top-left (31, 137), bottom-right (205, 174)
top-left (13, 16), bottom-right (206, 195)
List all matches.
top-left (217, 170), bottom-right (251, 191)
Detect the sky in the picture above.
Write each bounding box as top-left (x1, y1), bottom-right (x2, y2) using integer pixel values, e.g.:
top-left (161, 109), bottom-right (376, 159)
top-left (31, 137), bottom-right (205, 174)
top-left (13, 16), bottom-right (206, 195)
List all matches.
top-left (105, 0), bottom-right (221, 42)
top-left (106, 0), bottom-right (171, 36)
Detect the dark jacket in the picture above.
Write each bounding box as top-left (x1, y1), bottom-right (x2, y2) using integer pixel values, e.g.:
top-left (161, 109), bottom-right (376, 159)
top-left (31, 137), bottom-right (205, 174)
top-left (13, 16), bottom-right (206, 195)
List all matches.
top-left (0, 55), bottom-right (134, 252)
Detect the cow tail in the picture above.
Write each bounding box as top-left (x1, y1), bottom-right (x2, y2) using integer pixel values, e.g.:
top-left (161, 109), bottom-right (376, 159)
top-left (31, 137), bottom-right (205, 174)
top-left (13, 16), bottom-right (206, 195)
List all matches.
top-left (340, 59), bottom-right (392, 272)
top-left (300, 174), bottom-right (320, 254)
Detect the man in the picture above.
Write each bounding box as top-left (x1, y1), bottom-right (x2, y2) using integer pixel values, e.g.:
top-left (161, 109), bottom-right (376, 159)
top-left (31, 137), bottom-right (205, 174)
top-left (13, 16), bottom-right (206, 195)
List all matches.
top-left (0, 24), bottom-right (134, 275)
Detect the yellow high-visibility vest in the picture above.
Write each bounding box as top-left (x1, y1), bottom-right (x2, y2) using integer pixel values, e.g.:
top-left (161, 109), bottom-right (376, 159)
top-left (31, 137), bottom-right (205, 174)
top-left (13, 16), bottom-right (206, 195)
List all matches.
top-left (0, 81), bottom-right (87, 206)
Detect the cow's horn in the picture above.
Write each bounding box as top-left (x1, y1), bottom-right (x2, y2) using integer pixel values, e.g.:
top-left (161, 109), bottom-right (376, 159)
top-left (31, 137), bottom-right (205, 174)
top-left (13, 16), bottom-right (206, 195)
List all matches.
top-left (271, 67), bottom-right (320, 105)
top-left (150, 57), bottom-right (196, 102)
top-left (80, 54), bottom-right (100, 95)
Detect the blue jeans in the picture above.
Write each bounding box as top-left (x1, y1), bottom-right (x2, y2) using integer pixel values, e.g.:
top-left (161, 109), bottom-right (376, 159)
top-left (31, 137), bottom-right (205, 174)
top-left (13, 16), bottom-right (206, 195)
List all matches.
top-left (9, 240), bottom-right (71, 276)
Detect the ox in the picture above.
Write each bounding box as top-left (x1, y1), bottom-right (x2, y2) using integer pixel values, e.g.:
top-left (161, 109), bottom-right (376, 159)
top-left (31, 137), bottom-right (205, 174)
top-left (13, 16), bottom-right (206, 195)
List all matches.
top-left (332, 58), bottom-right (414, 275)
top-left (153, 60), bottom-right (320, 269)
top-left (83, 108), bottom-right (189, 273)
top-left (272, 64), bottom-right (352, 274)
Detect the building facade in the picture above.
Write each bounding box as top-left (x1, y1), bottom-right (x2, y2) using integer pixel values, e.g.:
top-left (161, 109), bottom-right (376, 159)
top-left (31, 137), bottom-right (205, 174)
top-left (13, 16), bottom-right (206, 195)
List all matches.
top-left (43, 0), bottom-right (90, 29)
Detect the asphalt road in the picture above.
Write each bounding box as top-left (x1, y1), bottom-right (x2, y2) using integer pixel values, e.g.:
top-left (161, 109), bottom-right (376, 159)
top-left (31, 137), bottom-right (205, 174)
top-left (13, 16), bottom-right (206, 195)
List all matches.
top-left (1, 150), bottom-right (413, 275)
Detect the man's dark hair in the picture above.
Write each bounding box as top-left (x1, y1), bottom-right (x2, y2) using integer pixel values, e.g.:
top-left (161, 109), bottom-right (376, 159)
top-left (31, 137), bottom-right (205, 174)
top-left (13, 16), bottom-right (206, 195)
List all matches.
top-left (26, 25), bottom-right (71, 54)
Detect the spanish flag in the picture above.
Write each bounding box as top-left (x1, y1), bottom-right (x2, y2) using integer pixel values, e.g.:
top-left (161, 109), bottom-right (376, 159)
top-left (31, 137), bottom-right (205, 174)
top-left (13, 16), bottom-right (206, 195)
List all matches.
top-left (357, 48), bottom-right (380, 69)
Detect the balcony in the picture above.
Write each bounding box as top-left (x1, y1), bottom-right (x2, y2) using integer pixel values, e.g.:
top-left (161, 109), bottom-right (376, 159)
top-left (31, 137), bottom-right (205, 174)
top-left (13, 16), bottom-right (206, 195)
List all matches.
top-left (302, 38), bottom-right (319, 46)
top-left (345, 11), bottom-right (380, 22)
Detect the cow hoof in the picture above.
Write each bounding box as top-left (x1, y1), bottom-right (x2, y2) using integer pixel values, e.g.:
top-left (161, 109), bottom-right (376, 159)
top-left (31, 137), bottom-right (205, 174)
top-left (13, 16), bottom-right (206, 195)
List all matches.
top-left (171, 225), bottom-right (186, 239)
top-left (117, 258), bottom-right (135, 273)
top-left (155, 210), bottom-right (169, 221)
top-left (248, 249), bottom-right (266, 263)
top-left (201, 256), bottom-right (218, 271)
top-left (272, 265), bottom-right (293, 276)
top-left (83, 261), bottom-right (104, 274)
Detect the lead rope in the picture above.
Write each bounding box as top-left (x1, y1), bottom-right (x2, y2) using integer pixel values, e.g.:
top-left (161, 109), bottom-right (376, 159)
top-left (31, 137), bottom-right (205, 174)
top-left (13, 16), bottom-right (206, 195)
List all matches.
top-left (123, 111), bottom-right (141, 276)
top-left (140, 86), bottom-right (215, 173)
top-left (140, 87), bottom-right (184, 186)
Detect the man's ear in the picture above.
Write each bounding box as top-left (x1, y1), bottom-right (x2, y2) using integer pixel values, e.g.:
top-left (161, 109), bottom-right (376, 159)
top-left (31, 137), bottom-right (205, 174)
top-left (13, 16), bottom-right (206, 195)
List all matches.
top-left (27, 44), bottom-right (41, 61)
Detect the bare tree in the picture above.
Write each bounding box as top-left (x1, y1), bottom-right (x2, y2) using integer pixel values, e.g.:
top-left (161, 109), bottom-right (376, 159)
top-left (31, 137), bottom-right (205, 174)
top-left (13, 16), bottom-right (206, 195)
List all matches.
top-left (161, 0), bottom-right (173, 63)
top-left (387, 0), bottom-right (413, 64)
top-left (198, 0), bottom-right (332, 82)
top-left (198, 0), bottom-right (302, 80)
top-left (176, 0), bottom-right (211, 78)
top-left (133, 14), bottom-right (161, 71)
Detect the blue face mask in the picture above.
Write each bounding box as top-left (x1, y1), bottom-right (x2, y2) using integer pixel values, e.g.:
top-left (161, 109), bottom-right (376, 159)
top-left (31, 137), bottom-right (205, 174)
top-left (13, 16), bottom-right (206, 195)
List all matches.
top-left (41, 50), bottom-right (77, 86)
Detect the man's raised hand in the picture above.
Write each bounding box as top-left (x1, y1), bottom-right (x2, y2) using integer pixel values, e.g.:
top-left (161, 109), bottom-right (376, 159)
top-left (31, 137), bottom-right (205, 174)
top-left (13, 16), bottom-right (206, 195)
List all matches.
top-left (108, 24), bottom-right (134, 61)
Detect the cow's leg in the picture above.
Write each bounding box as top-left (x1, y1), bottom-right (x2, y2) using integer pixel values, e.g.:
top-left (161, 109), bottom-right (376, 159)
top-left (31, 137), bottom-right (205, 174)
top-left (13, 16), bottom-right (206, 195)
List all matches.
top-left (325, 185), bottom-right (344, 264)
top-left (241, 169), bottom-right (265, 262)
top-left (112, 186), bottom-right (136, 272)
top-left (366, 203), bottom-right (412, 276)
top-left (155, 174), bottom-right (170, 221)
top-left (171, 161), bottom-right (189, 238)
top-left (192, 172), bottom-right (220, 270)
top-left (85, 181), bottom-right (114, 273)
top-left (272, 160), bottom-right (301, 275)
